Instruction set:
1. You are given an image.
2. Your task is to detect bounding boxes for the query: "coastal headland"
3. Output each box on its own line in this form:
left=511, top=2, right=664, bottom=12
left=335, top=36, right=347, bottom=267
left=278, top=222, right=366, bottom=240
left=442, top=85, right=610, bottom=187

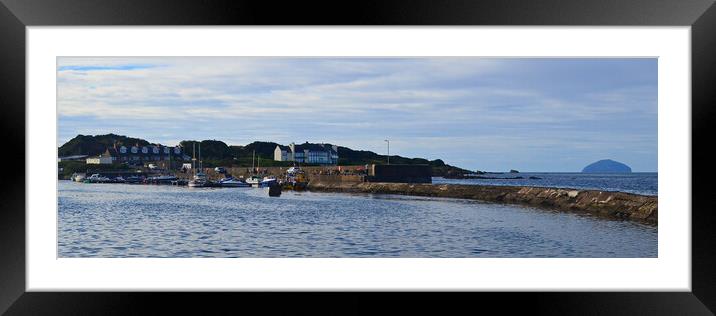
left=306, top=181, right=658, bottom=224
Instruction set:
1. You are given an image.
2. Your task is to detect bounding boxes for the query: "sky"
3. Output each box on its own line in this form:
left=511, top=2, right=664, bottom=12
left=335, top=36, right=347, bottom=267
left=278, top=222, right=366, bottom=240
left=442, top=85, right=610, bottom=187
left=57, top=57, right=657, bottom=172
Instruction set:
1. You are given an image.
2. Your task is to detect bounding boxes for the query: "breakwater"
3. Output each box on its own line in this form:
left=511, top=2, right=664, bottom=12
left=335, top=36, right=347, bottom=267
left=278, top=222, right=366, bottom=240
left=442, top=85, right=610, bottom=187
left=307, top=181, right=658, bottom=224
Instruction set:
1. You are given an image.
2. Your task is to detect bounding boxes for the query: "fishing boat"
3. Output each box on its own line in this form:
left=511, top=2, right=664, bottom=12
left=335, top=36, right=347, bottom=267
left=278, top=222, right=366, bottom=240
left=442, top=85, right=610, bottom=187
left=282, top=166, right=308, bottom=191
left=218, top=177, right=250, bottom=187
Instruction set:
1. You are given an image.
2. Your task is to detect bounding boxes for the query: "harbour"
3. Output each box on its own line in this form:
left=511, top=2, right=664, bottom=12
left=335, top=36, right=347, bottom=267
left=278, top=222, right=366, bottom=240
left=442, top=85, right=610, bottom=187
left=53, top=58, right=660, bottom=259
left=58, top=180, right=658, bottom=258
left=67, top=165, right=658, bottom=224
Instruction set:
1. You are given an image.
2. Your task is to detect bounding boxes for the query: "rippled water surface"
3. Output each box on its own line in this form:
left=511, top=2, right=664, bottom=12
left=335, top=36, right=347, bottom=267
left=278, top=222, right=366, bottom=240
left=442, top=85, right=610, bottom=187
left=58, top=181, right=657, bottom=258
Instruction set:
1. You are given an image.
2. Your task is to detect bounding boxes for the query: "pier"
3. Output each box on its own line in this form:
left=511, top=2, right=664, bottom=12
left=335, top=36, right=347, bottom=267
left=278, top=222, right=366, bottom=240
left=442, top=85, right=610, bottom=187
left=306, top=181, right=658, bottom=224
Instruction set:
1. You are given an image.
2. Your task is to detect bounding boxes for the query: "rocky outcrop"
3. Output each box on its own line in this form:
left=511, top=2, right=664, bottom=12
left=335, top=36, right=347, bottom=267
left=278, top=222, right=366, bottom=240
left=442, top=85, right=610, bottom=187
left=307, top=182, right=657, bottom=224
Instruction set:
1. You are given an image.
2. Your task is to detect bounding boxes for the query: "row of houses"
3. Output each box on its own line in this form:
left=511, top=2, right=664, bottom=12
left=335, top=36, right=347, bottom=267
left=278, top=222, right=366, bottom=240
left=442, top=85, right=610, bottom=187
left=274, top=142, right=339, bottom=165
left=80, top=142, right=340, bottom=166
left=85, top=144, right=189, bottom=165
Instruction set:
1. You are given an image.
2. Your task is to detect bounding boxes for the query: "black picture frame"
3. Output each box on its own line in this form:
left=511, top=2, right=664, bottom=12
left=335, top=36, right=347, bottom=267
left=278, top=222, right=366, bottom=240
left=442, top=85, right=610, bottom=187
left=1, top=0, right=715, bottom=314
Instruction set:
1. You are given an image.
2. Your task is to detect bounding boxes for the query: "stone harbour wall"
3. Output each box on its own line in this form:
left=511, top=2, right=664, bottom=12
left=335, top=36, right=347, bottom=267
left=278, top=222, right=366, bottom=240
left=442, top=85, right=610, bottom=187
left=306, top=181, right=658, bottom=224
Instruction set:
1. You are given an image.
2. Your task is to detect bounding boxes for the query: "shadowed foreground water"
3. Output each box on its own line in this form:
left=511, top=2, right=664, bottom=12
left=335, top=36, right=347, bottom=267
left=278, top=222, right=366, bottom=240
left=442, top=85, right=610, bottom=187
left=58, top=181, right=657, bottom=258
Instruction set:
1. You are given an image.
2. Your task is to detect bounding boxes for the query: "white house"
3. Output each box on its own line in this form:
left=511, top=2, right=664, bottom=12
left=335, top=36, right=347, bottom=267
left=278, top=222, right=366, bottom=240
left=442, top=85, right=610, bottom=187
left=86, top=155, right=113, bottom=165
left=274, top=142, right=338, bottom=165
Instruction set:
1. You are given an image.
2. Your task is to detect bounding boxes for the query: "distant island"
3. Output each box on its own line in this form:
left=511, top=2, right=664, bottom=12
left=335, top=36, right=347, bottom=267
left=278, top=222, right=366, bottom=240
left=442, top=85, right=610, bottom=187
left=582, top=159, right=632, bottom=173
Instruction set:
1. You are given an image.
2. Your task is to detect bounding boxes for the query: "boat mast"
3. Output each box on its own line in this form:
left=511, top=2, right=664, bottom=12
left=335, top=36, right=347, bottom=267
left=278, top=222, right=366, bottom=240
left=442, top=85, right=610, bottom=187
left=252, top=150, right=256, bottom=175
left=192, top=143, right=196, bottom=175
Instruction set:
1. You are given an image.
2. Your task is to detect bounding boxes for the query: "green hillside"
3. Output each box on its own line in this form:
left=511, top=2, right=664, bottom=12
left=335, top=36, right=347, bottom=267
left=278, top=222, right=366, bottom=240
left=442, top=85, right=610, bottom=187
left=58, top=134, right=474, bottom=176
left=58, top=133, right=151, bottom=157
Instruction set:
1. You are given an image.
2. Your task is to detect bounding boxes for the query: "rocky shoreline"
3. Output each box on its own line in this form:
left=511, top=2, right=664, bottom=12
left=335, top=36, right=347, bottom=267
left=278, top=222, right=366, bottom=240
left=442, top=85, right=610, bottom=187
left=306, top=182, right=658, bottom=224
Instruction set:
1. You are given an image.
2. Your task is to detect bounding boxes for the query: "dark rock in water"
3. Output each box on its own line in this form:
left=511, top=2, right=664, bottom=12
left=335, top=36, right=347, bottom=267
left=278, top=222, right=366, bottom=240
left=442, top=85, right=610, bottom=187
left=509, top=169, right=519, bottom=173
left=268, top=183, right=282, bottom=197
left=582, top=159, right=632, bottom=173
left=529, top=176, right=542, bottom=180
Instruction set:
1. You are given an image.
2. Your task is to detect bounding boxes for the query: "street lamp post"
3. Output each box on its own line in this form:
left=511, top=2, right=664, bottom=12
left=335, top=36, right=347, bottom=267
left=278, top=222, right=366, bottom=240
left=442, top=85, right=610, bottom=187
left=384, top=139, right=390, bottom=165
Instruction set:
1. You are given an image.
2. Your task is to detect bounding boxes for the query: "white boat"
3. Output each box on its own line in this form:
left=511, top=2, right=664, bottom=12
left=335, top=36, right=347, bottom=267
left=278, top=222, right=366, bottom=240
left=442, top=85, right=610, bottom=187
left=188, top=172, right=207, bottom=187
left=71, top=173, right=86, bottom=182
left=218, top=177, right=250, bottom=187
left=188, top=179, right=206, bottom=187
left=259, top=176, right=277, bottom=187
left=245, top=150, right=265, bottom=187
left=147, top=174, right=178, bottom=181
left=86, top=173, right=110, bottom=183
left=245, top=175, right=262, bottom=186
left=188, top=143, right=206, bottom=188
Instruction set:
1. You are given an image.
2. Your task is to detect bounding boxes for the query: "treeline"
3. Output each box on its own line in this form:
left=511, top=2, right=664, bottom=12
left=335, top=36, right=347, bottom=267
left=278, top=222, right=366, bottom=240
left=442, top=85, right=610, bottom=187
left=58, top=134, right=474, bottom=176
left=58, top=133, right=150, bottom=157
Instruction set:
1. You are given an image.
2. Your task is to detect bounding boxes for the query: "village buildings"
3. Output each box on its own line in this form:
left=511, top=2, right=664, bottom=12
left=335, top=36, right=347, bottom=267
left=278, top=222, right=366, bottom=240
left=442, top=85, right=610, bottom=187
left=274, top=142, right=339, bottom=165
left=85, top=144, right=188, bottom=165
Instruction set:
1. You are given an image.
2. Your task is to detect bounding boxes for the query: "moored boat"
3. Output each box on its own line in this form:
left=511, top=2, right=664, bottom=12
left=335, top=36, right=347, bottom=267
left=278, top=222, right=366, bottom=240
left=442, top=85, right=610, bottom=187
left=188, top=172, right=207, bottom=187
left=245, top=175, right=262, bottom=186
left=125, top=175, right=144, bottom=183
left=218, top=177, right=250, bottom=187
left=282, top=167, right=308, bottom=191
left=85, top=173, right=110, bottom=183
left=146, top=174, right=178, bottom=184
left=259, top=176, right=277, bottom=187
left=187, top=142, right=206, bottom=188
left=71, top=173, right=86, bottom=182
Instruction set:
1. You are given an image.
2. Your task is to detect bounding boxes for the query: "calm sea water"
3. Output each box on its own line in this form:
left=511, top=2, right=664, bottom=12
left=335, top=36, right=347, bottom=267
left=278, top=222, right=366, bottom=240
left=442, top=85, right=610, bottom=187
left=433, top=173, right=657, bottom=196
left=58, top=181, right=657, bottom=258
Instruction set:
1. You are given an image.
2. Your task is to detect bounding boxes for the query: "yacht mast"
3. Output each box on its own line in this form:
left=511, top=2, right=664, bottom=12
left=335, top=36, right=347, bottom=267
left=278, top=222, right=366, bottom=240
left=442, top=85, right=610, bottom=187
left=192, top=143, right=196, bottom=175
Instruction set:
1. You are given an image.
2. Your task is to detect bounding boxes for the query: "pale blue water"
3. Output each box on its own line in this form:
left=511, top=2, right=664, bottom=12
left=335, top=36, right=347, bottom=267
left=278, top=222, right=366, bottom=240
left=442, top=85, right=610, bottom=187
left=58, top=181, right=657, bottom=258
left=433, top=173, right=657, bottom=196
